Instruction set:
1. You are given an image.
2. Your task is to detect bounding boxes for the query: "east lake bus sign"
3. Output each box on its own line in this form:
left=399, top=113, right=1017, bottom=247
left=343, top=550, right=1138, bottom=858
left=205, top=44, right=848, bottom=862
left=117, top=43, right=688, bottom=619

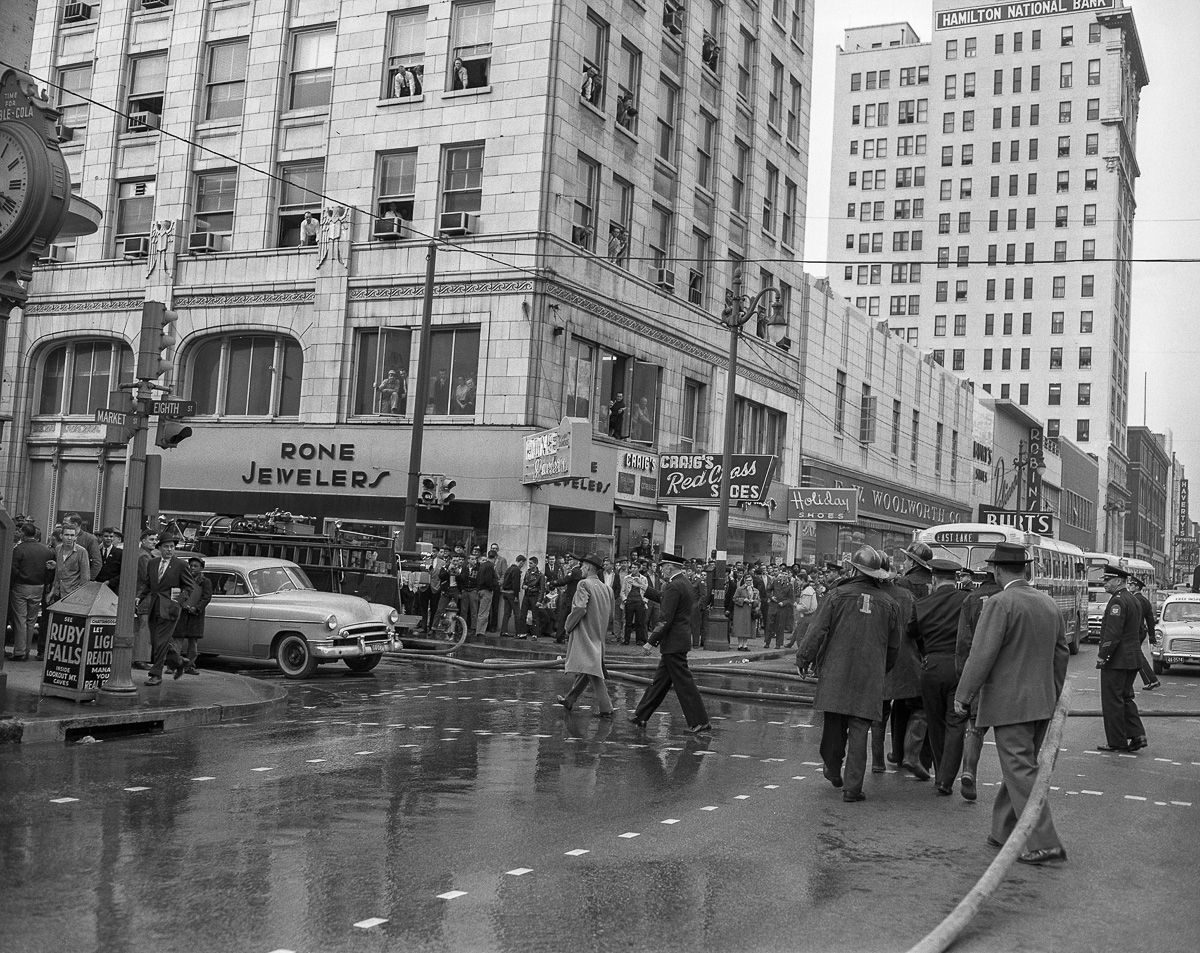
left=657, top=454, right=776, bottom=504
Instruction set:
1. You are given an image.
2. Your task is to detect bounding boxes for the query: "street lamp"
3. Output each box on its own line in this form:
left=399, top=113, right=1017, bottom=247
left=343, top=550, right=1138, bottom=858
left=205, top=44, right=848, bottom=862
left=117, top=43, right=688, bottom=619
left=714, top=278, right=784, bottom=594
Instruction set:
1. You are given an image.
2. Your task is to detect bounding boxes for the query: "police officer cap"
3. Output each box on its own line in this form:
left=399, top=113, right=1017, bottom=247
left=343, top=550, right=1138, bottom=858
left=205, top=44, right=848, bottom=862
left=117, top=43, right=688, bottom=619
left=659, top=551, right=686, bottom=565
left=928, top=557, right=964, bottom=575
left=1129, top=576, right=1146, bottom=589
left=1101, top=561, right=1130, bottom=579
left=824, top=561, right=843, bottom=572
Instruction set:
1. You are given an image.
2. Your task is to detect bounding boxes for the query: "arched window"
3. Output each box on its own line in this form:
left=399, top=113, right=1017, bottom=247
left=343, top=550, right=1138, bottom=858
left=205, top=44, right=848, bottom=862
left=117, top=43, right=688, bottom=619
left=37, top=339, right=134, bottom=416
left=188, top=334, right=302, bottom=416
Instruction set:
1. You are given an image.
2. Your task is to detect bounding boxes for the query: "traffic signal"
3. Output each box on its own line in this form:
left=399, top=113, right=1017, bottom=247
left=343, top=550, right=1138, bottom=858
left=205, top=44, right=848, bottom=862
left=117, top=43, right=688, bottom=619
left=436, top=477, right=456, bottom=507
left=136, top=300, right=178, bottom=381
left=419, top=476, right=438, bottom=507
left=155, top=418, right=193, bottom=449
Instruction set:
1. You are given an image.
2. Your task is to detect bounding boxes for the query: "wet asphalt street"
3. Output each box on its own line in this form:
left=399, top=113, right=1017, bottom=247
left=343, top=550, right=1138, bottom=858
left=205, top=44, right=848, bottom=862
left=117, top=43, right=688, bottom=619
left=1, top=646, right=1198, bottom=953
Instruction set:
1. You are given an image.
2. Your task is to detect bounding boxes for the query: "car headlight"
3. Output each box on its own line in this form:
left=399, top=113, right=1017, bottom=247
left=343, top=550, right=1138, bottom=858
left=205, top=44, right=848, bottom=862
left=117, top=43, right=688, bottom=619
left=387, top=609, right=400, bottom=625
left=325, top=614, right=339, bottom=631
left=1154, top=628, right=1164, bottom=645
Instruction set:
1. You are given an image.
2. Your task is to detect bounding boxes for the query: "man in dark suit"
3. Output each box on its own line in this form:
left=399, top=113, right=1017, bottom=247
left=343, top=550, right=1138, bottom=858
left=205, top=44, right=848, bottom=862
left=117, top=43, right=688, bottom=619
left=629, top=552, right=710, bottom=732
left=136, top=532, right=198, bottom=685
left=955, top=567, right=1004, bottom=801
left=1128, top=577, right=1161, bottom=691
left=954, top=543, right=1069, bottom=865
left=95, top=526, right=123, bottom=591
left=1095, top=562, right=1148, bottom=752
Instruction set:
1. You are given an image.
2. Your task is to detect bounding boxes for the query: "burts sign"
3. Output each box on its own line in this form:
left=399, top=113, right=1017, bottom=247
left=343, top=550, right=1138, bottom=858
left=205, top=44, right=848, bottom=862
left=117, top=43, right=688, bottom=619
left=657, top=454, right=776, bottom=504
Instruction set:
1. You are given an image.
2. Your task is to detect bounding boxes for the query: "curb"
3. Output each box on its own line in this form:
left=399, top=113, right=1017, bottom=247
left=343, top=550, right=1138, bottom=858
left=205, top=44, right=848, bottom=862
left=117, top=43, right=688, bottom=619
left=0, top=677, right=289, bottom=746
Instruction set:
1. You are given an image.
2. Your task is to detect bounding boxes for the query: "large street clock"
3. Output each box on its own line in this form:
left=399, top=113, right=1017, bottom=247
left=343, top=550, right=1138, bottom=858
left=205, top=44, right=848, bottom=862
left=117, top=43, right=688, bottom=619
left=0, top=68, right=76, bottom=303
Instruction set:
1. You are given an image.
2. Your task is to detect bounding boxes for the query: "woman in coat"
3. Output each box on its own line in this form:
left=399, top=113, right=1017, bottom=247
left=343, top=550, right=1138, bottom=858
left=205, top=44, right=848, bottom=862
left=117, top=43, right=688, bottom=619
left=731, top=571, right=758, bottom=652
left=178, top=556, right=213, bottom=674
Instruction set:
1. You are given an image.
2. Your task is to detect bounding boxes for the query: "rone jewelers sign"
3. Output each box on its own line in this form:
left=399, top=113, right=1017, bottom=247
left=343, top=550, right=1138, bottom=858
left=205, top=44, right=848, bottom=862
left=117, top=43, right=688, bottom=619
left=522, top=417, right=592, bottom=485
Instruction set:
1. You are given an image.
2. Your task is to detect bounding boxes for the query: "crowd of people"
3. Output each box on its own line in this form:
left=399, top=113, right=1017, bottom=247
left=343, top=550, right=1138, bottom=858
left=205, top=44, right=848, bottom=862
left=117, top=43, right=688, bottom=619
left=6, top=514, right=211, bottom=686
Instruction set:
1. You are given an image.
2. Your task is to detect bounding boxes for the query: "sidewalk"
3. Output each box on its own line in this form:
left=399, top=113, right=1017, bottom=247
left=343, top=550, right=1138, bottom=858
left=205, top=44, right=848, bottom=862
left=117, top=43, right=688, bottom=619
left=0, top=658, right=288, bottom=746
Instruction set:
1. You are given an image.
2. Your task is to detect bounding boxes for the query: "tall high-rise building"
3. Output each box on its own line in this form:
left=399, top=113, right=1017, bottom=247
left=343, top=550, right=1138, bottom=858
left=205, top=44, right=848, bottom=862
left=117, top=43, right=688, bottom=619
left=826, top=0, right=1147, bottom=546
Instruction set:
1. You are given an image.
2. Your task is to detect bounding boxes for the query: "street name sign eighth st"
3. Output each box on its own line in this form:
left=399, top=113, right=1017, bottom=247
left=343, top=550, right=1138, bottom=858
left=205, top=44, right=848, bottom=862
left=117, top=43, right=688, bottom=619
left=140, top=398, right=197, bottom=417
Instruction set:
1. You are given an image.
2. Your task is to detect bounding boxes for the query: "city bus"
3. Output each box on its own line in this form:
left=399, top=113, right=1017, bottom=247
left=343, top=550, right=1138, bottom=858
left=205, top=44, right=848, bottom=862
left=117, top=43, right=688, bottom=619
left=1082, top=552, right=1157, bottom=641
left=914, top=523, right=1086, bottom=654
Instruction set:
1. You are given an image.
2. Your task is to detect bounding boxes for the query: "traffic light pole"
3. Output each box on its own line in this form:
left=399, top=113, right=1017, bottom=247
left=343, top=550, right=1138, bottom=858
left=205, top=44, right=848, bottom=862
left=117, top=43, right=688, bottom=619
left=402, top=241, right=438, bottom=551
left=98, top=382, right=150, bottom=705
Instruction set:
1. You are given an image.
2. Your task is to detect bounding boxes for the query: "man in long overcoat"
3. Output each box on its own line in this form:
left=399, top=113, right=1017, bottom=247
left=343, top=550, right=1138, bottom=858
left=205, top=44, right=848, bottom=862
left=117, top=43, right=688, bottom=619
left=556, top=553, right=614, bottom=716
left=799, top=546, right=902, bottom=802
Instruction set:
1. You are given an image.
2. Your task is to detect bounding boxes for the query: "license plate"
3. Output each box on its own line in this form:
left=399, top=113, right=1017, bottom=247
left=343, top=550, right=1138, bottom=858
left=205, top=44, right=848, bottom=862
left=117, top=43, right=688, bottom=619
left=363, top=642, right=384, bottom=654
left=1165, top=656, right=1189, bottom=663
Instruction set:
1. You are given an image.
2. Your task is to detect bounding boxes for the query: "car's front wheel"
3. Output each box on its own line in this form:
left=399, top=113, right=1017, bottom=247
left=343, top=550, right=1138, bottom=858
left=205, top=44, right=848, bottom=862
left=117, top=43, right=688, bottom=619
left=344, top=655, right=383, bottom=674
left=276, top=633, right=318, bottom=678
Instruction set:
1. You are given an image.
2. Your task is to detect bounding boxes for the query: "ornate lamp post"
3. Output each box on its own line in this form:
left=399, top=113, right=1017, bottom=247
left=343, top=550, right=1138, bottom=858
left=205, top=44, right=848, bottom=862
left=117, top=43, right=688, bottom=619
left=714, top=278, right=783, bottom=592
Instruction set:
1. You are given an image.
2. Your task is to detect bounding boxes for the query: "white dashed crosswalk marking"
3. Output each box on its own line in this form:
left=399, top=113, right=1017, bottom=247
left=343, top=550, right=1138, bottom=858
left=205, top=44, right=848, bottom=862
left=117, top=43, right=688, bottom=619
left=353, top=918, right=388, bottom=929
left=619, top=832, right=640, bottom=839
left=49, top=797, right=78, bottom=804
left=191, top=776, right=216, bottom=781
left=437, top=891, right=467, bottom=900
left=506, top=868, right=533, bottom=876
left=661, top=819, right=680, bottom=825
left=124, top=786, right=150, bottom=792
left=564, top=849, right=590, bottom=856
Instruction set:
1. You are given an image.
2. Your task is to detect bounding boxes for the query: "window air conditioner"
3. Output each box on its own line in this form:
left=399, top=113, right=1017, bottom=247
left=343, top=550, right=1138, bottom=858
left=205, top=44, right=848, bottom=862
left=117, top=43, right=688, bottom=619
left=37, top=245, right=65, bottom=265
left=141, top=0, right=170, bottom=8
left=188, top=231, right=221, bottom=253
left=122, top=236, right=151, bottom=259
left=373, top=218, right=407, bottom=240
left=438, top=211, right=472, bottom=237
left=128, top=111, right=161, bottom=132
left=63, top=3, right=91, bottom=23
left=655, top=268, right=676, bottom=292
left=55, top=122, right=74, bottom=143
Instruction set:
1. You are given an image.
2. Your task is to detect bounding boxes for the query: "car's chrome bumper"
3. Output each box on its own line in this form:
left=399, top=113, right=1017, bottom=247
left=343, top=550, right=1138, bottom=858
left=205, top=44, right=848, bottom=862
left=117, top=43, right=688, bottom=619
left=311, top=634, right=403, bottom=659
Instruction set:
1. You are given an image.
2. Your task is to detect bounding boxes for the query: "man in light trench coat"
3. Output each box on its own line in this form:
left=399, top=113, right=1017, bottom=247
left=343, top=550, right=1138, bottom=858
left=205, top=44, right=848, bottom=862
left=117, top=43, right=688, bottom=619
left=555, top=552, right=615, bottom=717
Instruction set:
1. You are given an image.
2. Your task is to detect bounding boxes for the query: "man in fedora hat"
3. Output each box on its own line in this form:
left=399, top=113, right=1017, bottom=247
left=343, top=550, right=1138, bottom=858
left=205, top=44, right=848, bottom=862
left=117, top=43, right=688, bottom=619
left=1095, top=561, right=1148, bottom=752
left=136, top=532, right=198, bottom=685
left=954, top=542, right=1069, bottom=864
left=799, top=545, right=903, bottom=802
left=555, top=552, right=615, bottom=717
left=629, top=551, right=711, bottom=732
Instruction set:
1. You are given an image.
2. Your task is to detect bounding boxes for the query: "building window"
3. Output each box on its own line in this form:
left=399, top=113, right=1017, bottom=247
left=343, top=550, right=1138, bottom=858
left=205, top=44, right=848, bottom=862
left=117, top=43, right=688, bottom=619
left=384, top=9, right=426, bottom=99
left=289, top=29, right=335, bottom=109
left=696, top=111, right=716, bottom=192
left=277, top=160, right=323, bottom=246
left=1059, top=101, right=1072, bottom=123
left=610, top=174, right=634, bottom=265
left=126, top=53, right=166, bottom=130
left=689, top=230, right=710, bottom=306
left=1051, top=311, right=1064, bottom=334
left=952, top=350, right=965, bottom=371
left=1048, top=383, right=1061, bottom=405
left=37, top=339, right=134, bottom=417
left=1086, top=132, right=1099, bottom=155
left=834, top=371, right=847, bottom=434
left=768, top=57, right=784, bottom=128
left=376, top=150, right=417, bottom=233
left=1079, top=346, right=1092, bottom=368
left=1077, top=419, right=1090, bottom=442
left=353, top=328, right=412, bottom=415
left=782, top=179, right=798, bottom=247
left=1050, top=347, right=1062, bottom=369
left=983, top=349, right=993, bottom=370
left=190, top=334, right=303, bottom=417
left=616, top=40, right=641, bottom=132
left=1081, top=275, right=1095, bottom=297
left=1061, top=25, right=1073, bottom=47
left=1083, top=204, right=1097, bottom=226
left=57, top=64, right=93, bottom=138
left=732, top=140, right=749, bottom=216
left=581, top=11, right=609, bottom=109
left=427, top=327, right=482, bottom=415
left=193, top=171, right=236, bottom=249
left=203, top=40, right=249, bottom=122
left=657, top=76, right=679, bottom=162
left=737, top=28, right=756, bottom=103
left=859, top=384, right=877, bottom=444
left=1060, top=61, right=1072, bottom=89
left=115, top=179, right=155, bottom=249
left=1047, top=418, right=1060, bottom=438
left=649, top=203, right=673, bottom=270
left=787, top=77, right=802, bottom=144
left=1080, top=311, right=1093, bottom=333
left=441, top=143, right=485, bottom=216
left=449, top=0, right=494, bottom=90
left=762, top=164, right=778, bottom=234
left=734, top=397, right=786, bottom=457
left=573, top=153, right=600, bottom=251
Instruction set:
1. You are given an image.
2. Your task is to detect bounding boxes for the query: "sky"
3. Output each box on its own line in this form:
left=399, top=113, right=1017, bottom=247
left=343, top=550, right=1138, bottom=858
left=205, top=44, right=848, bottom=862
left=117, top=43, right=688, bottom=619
left=802, top=0, right=1200, bottom=504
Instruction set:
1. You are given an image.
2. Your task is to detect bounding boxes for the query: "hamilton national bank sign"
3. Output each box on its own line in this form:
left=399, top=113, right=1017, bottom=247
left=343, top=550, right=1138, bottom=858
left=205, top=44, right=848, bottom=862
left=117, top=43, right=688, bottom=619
left=936, top=0, right=1114, bottom=30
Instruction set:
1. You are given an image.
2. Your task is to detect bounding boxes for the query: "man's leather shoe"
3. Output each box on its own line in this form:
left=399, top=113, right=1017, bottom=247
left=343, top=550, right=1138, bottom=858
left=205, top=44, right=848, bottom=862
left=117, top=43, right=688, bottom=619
left=986, top=836, right=1004, bottom=849
left=173, top=661, right=186, bottom=680
left=1127, top=735, right=1148, bottom=751
left=871, top=764, right=887, bottom=774
left=145, top=675, right=162, bottom=686
left=935, top=784, right=953, bottom=796
left=555, top=694, right=573, bottom=712
left=627, top=715, right=647, bottom=728
left=1017, top=846, right=1067, bottom=865
left=822, top=764, right=844, bottom=788
left=689, top=723, right=713, bottom=733
left=842, top=791, right=866, bottom=802
left=1143, top=679, right=1161, bottom=691
left=1095, top=743, right=1129, bottom=752
left=960, top=775, right=978, bottom=801
left=902, top=760, right=931, bottom=781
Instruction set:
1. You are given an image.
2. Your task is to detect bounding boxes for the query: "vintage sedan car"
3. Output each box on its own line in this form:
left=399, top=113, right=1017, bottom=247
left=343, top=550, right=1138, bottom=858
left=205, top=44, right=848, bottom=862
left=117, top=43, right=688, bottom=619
left=1151, top=592, right=1200, bottom=675
left=196, top=556, right=402, bottom=678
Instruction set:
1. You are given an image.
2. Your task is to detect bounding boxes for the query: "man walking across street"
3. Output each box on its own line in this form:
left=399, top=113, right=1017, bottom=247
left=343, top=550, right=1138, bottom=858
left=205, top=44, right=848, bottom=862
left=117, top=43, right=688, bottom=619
left=955, top=566, right=1004, bottom=801
left=1095, top=561, right=1148, bottom=752
left=9, top=523, right=53, bottom=661
left=911, top=557, right=971, bottom=796
left=630, top=552, right=711, bottom=733
left=136, top=533, right=197, bottom=686
left=1128, top=577, right=1161, bottom=691
left=556, top=552, right=615, bottom=717
left=954, top=542, right=1069, bottom=865
left=799, top=546, right=902, bottom=803
left=49, top=523, right=91, bottom=602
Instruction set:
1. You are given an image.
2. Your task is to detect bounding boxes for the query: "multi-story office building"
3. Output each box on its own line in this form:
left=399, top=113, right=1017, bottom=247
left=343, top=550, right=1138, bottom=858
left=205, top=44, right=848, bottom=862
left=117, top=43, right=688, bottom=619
left=3, top=0, right=818, bottom=563
left=826, top=0, right=1148, bottom=547
left=1125, top=425, right=1170, bottom=577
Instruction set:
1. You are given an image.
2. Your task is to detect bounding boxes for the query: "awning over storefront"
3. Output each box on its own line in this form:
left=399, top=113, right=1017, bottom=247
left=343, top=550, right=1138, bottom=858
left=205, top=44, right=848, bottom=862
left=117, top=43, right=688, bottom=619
left=615, top=503, right=668, bottom=522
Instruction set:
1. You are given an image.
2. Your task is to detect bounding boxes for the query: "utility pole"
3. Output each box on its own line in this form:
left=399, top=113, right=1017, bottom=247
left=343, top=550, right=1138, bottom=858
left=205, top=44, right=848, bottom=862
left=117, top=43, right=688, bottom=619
left=402, top=242, right=437, bottom=551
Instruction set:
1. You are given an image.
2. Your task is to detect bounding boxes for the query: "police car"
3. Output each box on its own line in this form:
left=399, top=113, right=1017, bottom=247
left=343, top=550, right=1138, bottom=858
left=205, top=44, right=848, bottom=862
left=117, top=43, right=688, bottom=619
left=1151, top=592, right=1200, bottom=675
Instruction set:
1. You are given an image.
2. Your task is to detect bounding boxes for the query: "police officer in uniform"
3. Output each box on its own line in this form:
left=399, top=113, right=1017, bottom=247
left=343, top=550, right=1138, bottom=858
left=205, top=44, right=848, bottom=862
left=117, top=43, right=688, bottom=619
left=955, top=566, right=1003, bottom=801
left=1096, top=561, right=1148, bottom=752
left=910, top=557, right=971, bottom=796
